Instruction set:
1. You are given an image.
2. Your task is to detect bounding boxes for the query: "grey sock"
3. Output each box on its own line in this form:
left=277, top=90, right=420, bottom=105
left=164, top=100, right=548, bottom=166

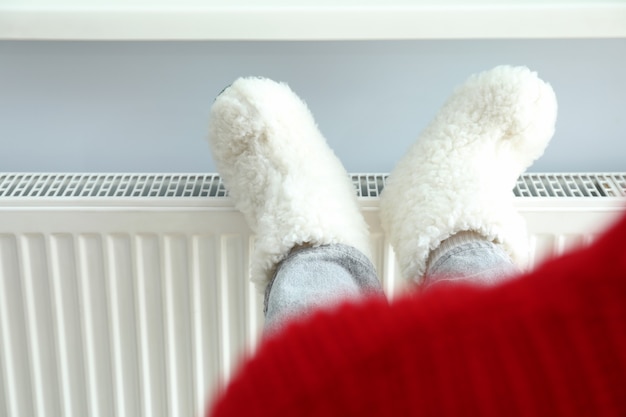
left=423, top=231, right=520, bottom=289
left=264, top=244, right=384, bottom=333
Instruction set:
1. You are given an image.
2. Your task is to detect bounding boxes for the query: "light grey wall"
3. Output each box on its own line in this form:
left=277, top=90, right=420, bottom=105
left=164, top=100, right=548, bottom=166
left=1, top=39, right=624, bottom=174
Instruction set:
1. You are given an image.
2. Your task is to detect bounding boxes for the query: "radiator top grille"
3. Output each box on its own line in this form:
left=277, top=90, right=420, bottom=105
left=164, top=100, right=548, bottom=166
left=0, top=173, right=625, bottom=198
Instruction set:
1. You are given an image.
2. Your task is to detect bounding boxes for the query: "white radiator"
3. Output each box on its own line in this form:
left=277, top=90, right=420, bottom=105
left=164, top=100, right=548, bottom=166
left=0, top=172, right=624, bottom=417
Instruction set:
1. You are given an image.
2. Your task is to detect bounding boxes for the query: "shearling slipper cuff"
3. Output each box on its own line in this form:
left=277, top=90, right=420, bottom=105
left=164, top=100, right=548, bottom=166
left=380, top=65, right=558, bottom=283
left=208, top=77, right=372, bottom=291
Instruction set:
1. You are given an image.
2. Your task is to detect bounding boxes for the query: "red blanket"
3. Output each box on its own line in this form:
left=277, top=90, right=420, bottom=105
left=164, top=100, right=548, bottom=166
left=210, top=212, right=626, bottom=417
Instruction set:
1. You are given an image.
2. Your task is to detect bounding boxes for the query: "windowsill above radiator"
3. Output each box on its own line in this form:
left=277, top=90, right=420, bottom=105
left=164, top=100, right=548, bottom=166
left=2, top=1, right=626, bottom=40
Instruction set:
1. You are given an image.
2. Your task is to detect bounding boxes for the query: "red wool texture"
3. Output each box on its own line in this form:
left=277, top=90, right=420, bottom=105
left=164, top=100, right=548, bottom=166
left=209, top=213, right=626, bottom=417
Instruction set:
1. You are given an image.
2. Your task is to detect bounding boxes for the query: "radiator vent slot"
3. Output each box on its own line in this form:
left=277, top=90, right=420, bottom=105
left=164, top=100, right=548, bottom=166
left=1, top=173, right=625, bottom=199
left=0, top=173, right=227, bottom=198
left=513, top=173, right=626, bottom=198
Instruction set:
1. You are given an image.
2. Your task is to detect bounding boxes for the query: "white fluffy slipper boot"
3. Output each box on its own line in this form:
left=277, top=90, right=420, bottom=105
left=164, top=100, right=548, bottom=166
left=208, top=77, right=372, bottom=291
left=380, top=65, right=558, bottom=283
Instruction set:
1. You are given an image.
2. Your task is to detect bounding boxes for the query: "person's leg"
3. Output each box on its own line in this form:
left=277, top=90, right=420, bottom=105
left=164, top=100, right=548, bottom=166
left=208, top=78, right=383, bottom=332
left=264, top=244, right=382, bottom=332
left=422, top=232, right=520, bottom=289
left=380, top=65, right=558, bottom=287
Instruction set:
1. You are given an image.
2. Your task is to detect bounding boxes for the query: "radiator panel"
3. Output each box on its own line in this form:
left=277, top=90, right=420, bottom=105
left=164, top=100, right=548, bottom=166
left=0, top=211, right=263, bottom=417
left=0, top=173, right=624, bottom=417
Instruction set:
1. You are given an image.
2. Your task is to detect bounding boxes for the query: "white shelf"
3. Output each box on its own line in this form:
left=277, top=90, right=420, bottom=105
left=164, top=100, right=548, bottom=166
left=1, top=0, right=626, bottom=40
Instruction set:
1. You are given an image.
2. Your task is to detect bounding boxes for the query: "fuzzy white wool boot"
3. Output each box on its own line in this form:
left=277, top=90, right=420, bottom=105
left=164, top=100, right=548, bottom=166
left=208, top=77, right=372, bottom=291
left=380, top=65, right=558, bottom=283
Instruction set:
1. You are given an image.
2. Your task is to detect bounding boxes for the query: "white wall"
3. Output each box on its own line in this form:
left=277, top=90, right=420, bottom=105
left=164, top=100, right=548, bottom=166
left=1, top=39, right=624, bottom=174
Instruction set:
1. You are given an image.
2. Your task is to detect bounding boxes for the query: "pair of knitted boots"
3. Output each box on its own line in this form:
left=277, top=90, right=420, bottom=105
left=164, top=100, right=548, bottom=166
left=208, top=66, right=558, bottom=291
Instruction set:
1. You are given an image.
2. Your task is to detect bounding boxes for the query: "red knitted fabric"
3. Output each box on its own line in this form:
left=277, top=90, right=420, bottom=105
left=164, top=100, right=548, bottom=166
left=209, top=213, right=626, bottom=417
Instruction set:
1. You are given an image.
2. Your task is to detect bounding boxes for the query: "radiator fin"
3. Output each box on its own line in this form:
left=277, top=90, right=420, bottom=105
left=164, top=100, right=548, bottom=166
left=108, top=234, right=141, bottom=417
left=0, top=234, right=35, bottom=417
left=135, top=234, right=167, bottom=417
left=162, top=234, right=194, bottom=417
left=190, top=235, right=221, bottom=417
left=78, top=234, right=115, bottom=417
left=22, top=234, right=62, bottom=417
left=49, top=234, right=87, bottom=417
